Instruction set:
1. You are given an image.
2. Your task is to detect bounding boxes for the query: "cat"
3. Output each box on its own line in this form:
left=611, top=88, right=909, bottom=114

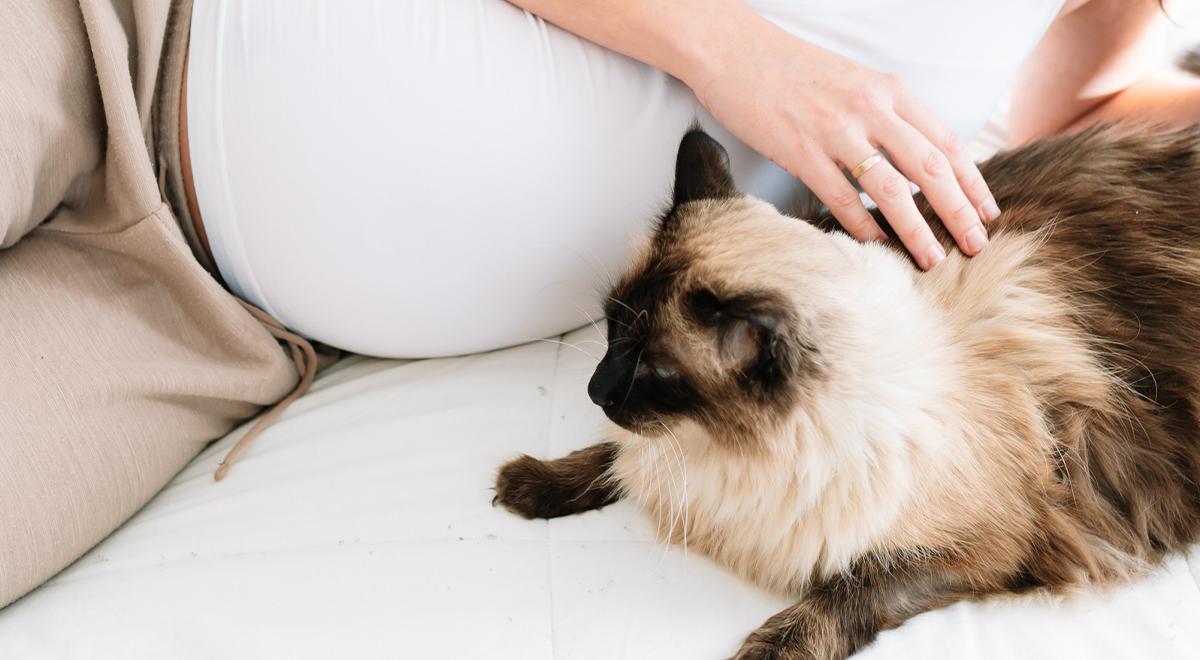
left=493, top=124, right=1200, bottom=659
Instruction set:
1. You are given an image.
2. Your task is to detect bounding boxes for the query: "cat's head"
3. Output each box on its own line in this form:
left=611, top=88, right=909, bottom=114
left=589, top=129, right=918, bottom=446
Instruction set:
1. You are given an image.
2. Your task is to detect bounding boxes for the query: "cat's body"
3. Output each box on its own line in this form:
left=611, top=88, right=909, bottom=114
left=494, top=125, right=1200, bottom=658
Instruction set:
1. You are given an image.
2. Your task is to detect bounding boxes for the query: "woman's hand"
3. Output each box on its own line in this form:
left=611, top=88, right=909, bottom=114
left=683, top=16, right=999, bottom=270
left=504, top=0, right=998, bottom=269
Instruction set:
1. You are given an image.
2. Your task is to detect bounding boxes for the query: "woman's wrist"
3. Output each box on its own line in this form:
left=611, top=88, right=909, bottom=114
left=502, top=1, right=805, bottom=114
left=669, top=3, right=797, bottom=102
left=509, top=0, right=996, bottom=267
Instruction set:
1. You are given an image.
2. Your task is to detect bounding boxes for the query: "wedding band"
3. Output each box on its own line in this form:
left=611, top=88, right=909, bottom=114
left=851, top=151, right=885, bottom=179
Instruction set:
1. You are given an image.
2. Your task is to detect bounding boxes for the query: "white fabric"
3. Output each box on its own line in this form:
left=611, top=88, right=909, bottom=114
left=186, top=0, right=1063, bottom=358
left=1, top=323, right=1198, bottom=659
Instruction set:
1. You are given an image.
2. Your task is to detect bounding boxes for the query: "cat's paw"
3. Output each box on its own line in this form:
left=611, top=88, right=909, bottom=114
left=730, top=639, right=802, bottom=660
left=730, top=611, right=835, bottom=660
left=492, top=455, right=562, bottom=519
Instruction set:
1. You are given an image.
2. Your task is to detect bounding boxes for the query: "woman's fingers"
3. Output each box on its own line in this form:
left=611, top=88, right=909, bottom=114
left=896, top=94, right=1001, bottom=223
left=878, top=120, right=989, bottom=256
left=798, top=156, right=887, bottom=243
left=850, top=150, right=946, bottom=270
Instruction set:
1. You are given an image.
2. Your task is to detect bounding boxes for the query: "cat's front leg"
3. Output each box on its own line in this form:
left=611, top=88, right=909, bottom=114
left=493, top=442, right=622, bottom=519
left=732, top=554, right=968, bottom=660
left=732, top=598, right=857, bottom=660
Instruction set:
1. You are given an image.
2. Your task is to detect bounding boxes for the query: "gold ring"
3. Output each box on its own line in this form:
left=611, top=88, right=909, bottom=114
left=851, top=151, right=885, bottom=179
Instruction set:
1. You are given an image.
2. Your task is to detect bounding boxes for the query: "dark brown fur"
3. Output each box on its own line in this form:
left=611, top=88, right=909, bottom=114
left=493, top=442, right=621, bottom=519
left=924, top=124, right=1200, bottom=569
left=496, top=125, right=1200, bottom=659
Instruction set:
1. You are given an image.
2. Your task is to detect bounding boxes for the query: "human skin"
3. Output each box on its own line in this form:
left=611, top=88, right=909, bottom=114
left=1010, top=0, right=1197, bottom=140
left=507, top=0, right=1197, bottom=269
left=506, top=0, right=998, bottom=270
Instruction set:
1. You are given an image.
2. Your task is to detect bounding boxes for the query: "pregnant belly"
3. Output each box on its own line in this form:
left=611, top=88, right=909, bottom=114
left=183, top=0, right=797, bottom=357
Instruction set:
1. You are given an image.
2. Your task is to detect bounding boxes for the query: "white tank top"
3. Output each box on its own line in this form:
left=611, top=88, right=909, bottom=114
left=187, top=0, right=1064, bottom=358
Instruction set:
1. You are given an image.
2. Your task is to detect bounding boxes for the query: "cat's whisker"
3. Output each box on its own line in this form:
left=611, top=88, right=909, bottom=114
left=572, top=302, right=607, bottom=338
left=606, top=336, right=636, bottom=349
left=604, top=315, right=633, bottom=332
left=634, top=308, right=649, bottom=328
left=495, top=126, right=1200, bottom=657
left=656, top=430, right=683, bottom=546
left=635, top=440, right=652, bottom=509
left=571, top=339, right=610, bottom=350
left=572, top=246, right=619, bottom=294
left=638, top=424, right=689, bottom=568
left=607, top=297, right=650, bottom=330
left=606, top=296, right=639, bottom=317
left=618, top=347, right=646, bottom=409
left=646, top=441, right=671, bottom=554
left=659, top=421, right=690, bottom=565
left=534, top=338, right=601, bottom=363
left=652, top=440, right=679, bottom=560
left=641, top=437, right=681, bottom=566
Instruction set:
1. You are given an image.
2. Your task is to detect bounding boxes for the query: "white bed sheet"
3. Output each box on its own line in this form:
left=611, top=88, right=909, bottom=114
left=1, top=324, right=1198, bottom=659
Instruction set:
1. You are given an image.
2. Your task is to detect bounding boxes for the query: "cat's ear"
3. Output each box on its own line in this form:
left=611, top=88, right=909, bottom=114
left=689, top=289, right=782, bottom=374
left=721, top=313, right=780, bottom=374
left=672, top=128, right=737, bottom=207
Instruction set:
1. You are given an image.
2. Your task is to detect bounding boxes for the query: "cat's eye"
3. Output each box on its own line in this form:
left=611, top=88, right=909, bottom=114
left=688, top=288, right=724, bottom=323
left=637, top=362, right=678, bottom=380
left=638, top=364, right=676, bottom=379
left=653, top=365, right=678, bottom=379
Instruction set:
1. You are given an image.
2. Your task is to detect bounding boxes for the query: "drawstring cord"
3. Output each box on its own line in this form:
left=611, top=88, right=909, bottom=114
left=213, top=300, right=318, bottom=481
left=171, top=31, right=317, bottom=480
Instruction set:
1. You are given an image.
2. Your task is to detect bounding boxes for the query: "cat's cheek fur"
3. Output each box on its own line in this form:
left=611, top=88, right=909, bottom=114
left=606, top=251, right=970, bottom=593
left=558, top=126, right=1200, bottom=657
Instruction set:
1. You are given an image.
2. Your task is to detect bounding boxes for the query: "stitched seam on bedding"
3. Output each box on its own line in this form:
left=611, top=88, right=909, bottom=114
left=545, top=334, right=565, bottom=659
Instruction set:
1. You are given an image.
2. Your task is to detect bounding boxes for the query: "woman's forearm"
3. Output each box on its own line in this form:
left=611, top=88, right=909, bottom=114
left=1067, top=69, right=1200, bottom=132
left=503, top=0, right=774, bottom=90
left=1007, top=0, right=1167, bottom=144
left=508, top=0, right=1000, bottom=267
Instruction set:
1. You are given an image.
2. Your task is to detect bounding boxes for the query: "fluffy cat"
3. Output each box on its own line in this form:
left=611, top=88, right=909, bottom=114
left=493, top=125, right=1200, bottom=659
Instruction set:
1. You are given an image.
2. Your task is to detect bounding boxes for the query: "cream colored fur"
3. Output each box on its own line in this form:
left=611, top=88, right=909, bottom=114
left=607, top=198, right=1133, bottom=595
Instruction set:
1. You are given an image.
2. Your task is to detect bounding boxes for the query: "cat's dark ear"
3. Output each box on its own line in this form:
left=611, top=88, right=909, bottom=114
left=721, top=313, right=780, bottom=375
left=688, top=289, right=784, bottom=376
left=672, top=128, right=736, bottom=207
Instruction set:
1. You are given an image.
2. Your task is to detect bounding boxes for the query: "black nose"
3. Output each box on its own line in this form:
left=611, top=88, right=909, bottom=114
left=588, top=368, right=615, bottom=407
left=588, top=354, right=629, bottom=408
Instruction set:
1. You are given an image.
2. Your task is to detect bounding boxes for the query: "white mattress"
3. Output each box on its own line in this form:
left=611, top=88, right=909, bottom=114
left=1, top=324, right=1199, bottom=659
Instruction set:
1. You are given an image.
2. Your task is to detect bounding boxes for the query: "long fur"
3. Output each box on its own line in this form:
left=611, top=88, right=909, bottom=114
left=495, top=125, right=1200, bottom=658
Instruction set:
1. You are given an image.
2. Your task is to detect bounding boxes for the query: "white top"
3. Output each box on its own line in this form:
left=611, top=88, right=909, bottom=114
left=187, top=0, right=1064, bottom=358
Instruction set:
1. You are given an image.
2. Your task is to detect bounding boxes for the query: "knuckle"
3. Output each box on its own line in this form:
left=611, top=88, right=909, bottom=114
left=851, top=87, right=887, bottom=115
left=942, top=130, right=967, bottom=156
left=823, top=114, right=855, bottom=137
left=923, top=150, right=950, bottom=178
left=903, top=222, right=930, bottom=246
left=792, top=135, right=821, bottom=161
left=828, top=186, right=862, bottom=210
left=950, top=202, right=977, bottom=226
left=846, top=216, right=877, bottom=237
left=969, top=176, right=991, bottom=199
left=956, top=172, right=989, bottom=199
left=881, top=73, right=905, bottom=95
left=876, top=174, right=910, bottom=200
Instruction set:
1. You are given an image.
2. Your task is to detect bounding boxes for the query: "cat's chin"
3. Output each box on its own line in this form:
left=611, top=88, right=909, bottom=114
left=600, top=411, right=671, bottom=438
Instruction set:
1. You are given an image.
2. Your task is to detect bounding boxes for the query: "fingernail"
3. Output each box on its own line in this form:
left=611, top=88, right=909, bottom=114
left=922, top=241, right=946, bottom=269
left=981, top=197, right=1001, bottom=222
left=963, top=225, right=988, bottom=255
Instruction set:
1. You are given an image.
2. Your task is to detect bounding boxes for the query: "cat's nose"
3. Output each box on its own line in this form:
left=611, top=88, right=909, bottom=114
left=588, top=370, right=615, bottom=408
left=588, top=356, right=624, bottom=408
